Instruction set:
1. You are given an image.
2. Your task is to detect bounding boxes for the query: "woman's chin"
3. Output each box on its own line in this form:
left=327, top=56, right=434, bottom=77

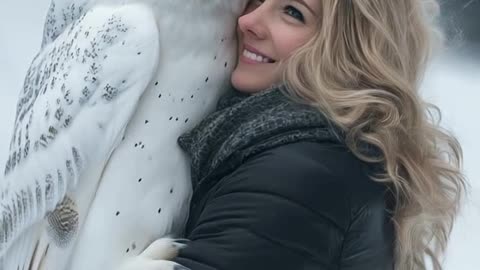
left=231, top=71, right=275, bottom=94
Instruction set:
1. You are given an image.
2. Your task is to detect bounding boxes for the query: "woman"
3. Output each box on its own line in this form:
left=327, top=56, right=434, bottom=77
left=170, top=0, right=466, bottom=269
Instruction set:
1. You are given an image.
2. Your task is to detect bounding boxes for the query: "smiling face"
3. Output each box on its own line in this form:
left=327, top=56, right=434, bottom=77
left=231, top=0, right=321, bottom=93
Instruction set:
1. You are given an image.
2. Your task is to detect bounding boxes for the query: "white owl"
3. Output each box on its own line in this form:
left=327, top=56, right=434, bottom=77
left=0, top=0, right=248, bottom=269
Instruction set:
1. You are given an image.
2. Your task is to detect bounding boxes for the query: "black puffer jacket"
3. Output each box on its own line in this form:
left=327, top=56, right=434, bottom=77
left=173, top=87, right=395, bottom=269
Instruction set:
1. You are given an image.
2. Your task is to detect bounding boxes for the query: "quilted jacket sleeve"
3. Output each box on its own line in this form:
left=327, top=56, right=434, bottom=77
left=173, top=142, right=394, bottom=270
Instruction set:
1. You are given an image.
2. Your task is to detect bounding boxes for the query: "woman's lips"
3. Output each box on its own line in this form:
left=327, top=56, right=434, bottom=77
left=240, top=44, right=276, bottom=64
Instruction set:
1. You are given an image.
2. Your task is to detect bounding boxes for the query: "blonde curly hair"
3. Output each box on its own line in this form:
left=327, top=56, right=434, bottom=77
left=278, top=0, right=467, bottom=269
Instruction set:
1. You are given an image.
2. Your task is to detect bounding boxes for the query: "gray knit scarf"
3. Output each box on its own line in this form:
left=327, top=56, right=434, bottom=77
left=177, top=85, right=343, bottom=192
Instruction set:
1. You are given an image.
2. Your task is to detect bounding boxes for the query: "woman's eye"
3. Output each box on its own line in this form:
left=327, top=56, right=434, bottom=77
left=284, top=5, right=305, bottom=22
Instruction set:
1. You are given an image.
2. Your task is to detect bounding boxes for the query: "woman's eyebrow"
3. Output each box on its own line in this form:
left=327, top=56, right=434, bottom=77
left=295, top=0, right=318, bottom=16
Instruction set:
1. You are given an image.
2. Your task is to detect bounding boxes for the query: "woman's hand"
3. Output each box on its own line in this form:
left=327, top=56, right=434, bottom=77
left=117, top=238, right=190, bottom=270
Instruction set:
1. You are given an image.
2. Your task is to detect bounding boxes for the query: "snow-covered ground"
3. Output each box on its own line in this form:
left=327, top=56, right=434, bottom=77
left=0, top=1, right=478, bottom=269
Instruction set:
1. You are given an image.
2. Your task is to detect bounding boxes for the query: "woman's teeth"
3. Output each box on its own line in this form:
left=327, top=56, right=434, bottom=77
left=243, top=49, right=275, bottom=63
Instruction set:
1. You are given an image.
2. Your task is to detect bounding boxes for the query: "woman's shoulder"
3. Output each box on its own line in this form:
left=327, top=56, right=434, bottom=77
left=222, top=141, right=392, bottom=232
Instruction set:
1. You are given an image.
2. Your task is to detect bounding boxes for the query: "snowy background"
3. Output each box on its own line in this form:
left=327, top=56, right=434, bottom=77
left=0, top=0, right=478, bottom=269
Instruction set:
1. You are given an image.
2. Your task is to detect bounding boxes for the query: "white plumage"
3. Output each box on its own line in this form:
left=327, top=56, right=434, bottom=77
left=0, top=1, right=247, bottom=269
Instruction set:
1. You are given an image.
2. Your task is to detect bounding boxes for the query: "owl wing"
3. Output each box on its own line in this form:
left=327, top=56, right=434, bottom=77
left=0, top=3, right=160, bottom=258
left=41, top=0, right=92, bottom=48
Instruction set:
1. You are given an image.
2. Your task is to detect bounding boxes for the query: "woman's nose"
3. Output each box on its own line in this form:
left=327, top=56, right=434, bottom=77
left=238, top=4, right=269, bottom=40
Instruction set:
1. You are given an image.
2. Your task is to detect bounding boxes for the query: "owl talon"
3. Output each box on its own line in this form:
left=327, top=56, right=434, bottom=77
left=118, top=258, right=188, bottom=270
left=173, top=265, right=191, bottom=270
left=140, top=238, right=185, bottom=260
left=172, top=238, right=190, bottom=245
